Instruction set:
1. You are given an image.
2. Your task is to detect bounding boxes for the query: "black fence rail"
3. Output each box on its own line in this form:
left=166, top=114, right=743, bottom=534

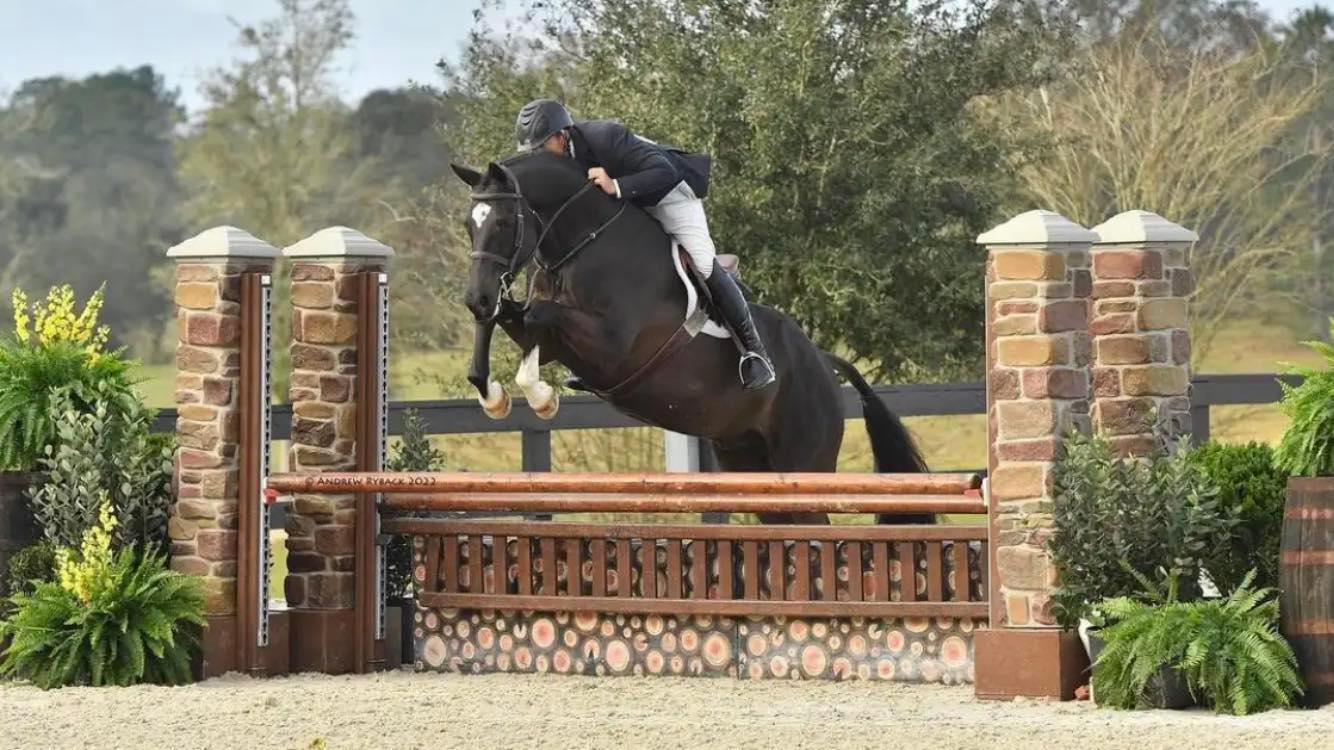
left=151, top=373, right=1296, bottom=532
left=153, top=373, right=1298, bottom=470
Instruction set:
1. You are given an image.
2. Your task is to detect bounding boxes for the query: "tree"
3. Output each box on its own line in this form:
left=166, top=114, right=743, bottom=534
left=0, top=67, right=185, bottom=359
left=1067, top=0, right=1272, bottom=49
left=353, top=87, right=451, bottom=192
left=177, top=0, right=371, bottom=246
left=441, top=0, right=1075, bottom=381
left=1277, top=6, right=1334, bottom=338
left=178, top=0, right=412, bottom=399
left=1000, top=28, right=1331, bottom=363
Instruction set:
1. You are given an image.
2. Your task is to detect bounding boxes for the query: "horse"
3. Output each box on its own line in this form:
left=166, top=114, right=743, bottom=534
left=451, top=149, right=930, bottom=523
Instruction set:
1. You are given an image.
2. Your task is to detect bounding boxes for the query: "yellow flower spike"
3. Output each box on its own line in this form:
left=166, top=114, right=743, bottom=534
left=55, top=494, right=118, bottom=604
left=16, top=284, right=110, bottom=351
left=11, top=288, right=31, bottom=344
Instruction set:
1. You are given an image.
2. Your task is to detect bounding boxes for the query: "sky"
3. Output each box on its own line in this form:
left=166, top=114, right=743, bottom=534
left=0, top=0, right=1324, bottom=113
left=0, top=0, right=491, bottom=112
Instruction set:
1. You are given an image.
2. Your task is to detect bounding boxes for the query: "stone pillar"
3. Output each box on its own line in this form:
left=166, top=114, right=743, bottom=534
left=973, top=210, right=1094, bottom=701
left=1089, top=211, right=1196, bottom=454
left=166, top=226, right=279, bottom=677
left=282, top=226, right=392, bottom=673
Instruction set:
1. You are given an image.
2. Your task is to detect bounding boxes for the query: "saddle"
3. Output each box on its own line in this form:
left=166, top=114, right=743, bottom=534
left=676, top=247, right=740, bottom=280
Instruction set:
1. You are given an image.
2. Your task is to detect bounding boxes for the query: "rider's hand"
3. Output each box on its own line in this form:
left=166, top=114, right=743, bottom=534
left=587, top=167, right=617, bottom=196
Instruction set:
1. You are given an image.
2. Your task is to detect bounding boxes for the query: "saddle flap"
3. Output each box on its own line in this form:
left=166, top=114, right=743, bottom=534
left=716, top=254, right=741, bottom=278
left=676, top=247, right=741, bottom=281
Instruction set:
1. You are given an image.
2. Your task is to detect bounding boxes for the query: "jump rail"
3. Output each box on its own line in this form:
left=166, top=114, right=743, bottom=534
left=264, top=471, right=983, bottom=497
left=380, top=492, right=986, bottom=515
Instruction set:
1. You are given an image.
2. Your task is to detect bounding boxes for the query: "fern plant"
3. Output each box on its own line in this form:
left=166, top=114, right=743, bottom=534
left=0, top=500, right=206, bottom=689
left=1275, top=317, right=1334, bottom=477
left=1092, top=569, right=1303, bottom=714
left=0, top=341, right=136, bottom=471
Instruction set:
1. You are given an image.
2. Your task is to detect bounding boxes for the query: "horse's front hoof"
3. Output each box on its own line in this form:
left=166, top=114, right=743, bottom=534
left=533, top=392, right=560, bottom=420
left=478, top=380, right=512, bottom=420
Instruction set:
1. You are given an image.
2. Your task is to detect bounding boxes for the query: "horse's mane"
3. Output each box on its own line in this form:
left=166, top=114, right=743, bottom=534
left=492, top=149, right=605, bottom=211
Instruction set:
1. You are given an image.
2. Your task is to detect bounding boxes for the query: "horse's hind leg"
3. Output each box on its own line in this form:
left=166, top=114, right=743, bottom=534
left=713, top=436, right=831, bottom=526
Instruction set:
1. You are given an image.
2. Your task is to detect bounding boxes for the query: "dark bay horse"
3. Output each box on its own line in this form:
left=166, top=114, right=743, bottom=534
left=451, top=150, right=928, bottom=523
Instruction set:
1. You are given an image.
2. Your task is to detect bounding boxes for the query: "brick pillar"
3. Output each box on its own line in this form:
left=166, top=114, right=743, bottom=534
left=974, top=210, right=1094, bottom=701
left=1089, top=211, right=1196, bottom=454
left=166, top=226, right=279, bottom=677
left=282, top=226, right=392, bottom=673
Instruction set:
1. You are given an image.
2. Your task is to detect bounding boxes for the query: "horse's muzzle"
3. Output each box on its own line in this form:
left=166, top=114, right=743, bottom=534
left=465, top=291, right=492, bottom=322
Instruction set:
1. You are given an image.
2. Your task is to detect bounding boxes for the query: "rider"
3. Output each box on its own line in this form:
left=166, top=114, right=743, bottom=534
left=514, top=98, right=776, bottom=391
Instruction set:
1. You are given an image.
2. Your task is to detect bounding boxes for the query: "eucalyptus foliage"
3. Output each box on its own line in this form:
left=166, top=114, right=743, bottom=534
left=1048, top=432, right=1235, bottom=627
left=27, top=394, right=174, bottom=553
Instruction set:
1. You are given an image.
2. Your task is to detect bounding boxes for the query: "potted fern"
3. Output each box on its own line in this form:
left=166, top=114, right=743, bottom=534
left=1, top=497, right=206, bottom=688
left=1092, top=569, right=1303, bottom=714
left=1274, top=317, right=1334, bottom=707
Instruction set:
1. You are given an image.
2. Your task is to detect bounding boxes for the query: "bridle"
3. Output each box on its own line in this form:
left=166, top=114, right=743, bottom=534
left=469, top=163, right=626, bottom=321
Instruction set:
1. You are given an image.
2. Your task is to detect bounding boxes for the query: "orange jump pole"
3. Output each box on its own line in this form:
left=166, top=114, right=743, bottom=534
left=264, top=471, right=982, bottom=497
left=379, top=492, right=987, bottom=515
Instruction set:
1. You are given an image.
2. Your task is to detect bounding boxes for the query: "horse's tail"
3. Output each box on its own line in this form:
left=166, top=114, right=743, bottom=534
left=823, top=351, right=927, bottom=474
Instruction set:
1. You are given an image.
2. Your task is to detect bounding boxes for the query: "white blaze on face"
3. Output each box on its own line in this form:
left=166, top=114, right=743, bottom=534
left=471, top=202, right=492, bottom=229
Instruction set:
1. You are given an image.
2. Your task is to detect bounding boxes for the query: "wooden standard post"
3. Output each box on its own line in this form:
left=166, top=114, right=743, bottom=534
left=166, top=227, right=287, bottom=678
left=974, top=210, right=1094, bottom=701
left=281, top=227, right=392, bottom=675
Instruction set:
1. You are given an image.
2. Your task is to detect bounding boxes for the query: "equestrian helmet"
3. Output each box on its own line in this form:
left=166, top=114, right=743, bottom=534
left=515, top=98, right=574, bottom=151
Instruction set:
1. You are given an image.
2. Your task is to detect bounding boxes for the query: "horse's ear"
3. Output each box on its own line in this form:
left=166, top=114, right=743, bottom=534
left=450, top=163, right=483, bottom=187
left=486, top=162, right=508, bottom=184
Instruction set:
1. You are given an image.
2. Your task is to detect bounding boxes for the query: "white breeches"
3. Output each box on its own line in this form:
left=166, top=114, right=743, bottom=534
left=645, top=181, right=717, bottom=276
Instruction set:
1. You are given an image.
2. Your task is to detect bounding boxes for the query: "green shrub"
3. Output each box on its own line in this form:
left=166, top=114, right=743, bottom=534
left=6, top=541, right=56, bottom=598
left=1049, top=431, right=1235, bottom=628
left=1092, top=570, right=1303, bottom=714
left=1275, top=318, right=1334, bottom=477
left=27, top=394, right=174, bottom=553
left=384, top=409, right=444, bottom=599
left=1186, top=442, right=1286, bottom=594
left=0, top=342, right=136, bottom=470
left=0, top=500, right=205, bottom=689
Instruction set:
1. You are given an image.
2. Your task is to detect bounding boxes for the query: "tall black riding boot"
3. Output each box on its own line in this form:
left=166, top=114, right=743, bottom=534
left=704, top=264, right=776, bottom=390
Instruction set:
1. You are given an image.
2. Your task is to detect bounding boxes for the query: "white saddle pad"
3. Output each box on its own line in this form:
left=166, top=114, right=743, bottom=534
left=670, top=242, right=731, bottom=340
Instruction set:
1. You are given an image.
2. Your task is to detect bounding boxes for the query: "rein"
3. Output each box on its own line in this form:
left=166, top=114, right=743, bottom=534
left=468, top=162, right=696, bottom=401
left=470, top=174, right=626, bottom=315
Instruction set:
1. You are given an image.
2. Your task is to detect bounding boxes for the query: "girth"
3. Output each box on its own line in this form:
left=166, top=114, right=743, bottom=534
left=586, top=307, right=710, bottom=400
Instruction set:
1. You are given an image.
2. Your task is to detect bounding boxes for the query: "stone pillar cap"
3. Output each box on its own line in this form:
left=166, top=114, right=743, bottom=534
left=1092, top=210, right=1199, bottom=244
left=977, top=210, right=1096, bottom=246
left=166, top=226, right=280, bottom=261
left=284, top=226, right=394, bottom=260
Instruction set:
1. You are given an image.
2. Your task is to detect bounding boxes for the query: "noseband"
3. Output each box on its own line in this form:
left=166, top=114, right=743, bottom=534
left=469, top=164, right=626, bottom=319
